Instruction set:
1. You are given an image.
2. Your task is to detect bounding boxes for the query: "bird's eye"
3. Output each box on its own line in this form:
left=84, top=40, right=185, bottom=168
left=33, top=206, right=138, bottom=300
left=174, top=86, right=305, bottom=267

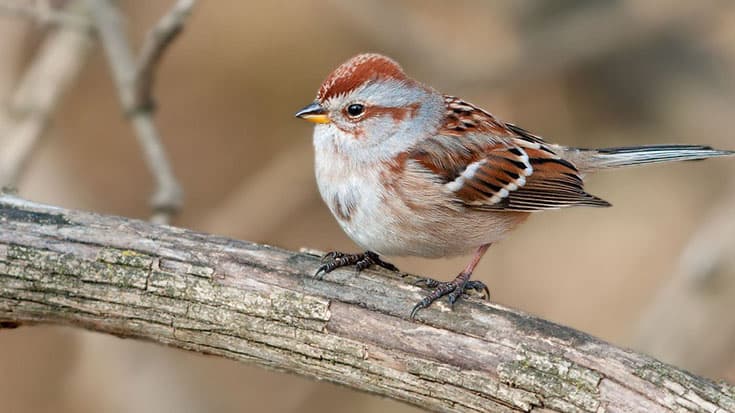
left=346, top=103, right=365, bottom=118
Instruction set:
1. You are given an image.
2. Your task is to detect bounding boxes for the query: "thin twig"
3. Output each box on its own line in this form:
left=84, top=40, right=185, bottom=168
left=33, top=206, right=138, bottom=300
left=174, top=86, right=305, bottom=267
left=85, top=0, right=185, bottom=224
left=0, top=0, right=90, bottom=28
left=0, top=194, right=733, bottom=413
left=0, top=0, right=93, bottom=187
left=133, top=0, right=195, bottom=111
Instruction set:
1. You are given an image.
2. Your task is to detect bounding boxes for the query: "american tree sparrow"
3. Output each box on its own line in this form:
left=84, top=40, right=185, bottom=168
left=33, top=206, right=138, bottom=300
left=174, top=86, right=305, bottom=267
left=295, top=53, right=734, bottom=318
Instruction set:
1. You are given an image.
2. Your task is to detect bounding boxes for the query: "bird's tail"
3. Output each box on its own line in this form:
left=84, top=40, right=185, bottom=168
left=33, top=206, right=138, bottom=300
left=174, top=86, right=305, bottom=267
left=573, top=144, right=734, bottom=172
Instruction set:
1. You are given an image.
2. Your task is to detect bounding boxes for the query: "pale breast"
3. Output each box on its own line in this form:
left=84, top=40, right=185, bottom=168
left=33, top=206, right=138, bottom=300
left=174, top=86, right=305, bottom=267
left=314, top=150, right=393, bottom=251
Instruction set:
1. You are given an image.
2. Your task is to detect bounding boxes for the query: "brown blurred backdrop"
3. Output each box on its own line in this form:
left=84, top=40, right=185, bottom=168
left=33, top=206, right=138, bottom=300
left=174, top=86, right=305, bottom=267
left=1, top=1, right=734, bottom=412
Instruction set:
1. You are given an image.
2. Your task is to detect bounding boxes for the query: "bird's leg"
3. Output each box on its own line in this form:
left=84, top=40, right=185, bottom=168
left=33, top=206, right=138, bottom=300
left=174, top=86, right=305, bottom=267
left=411, top=244, right=491, bottom=318
left=314, top=251, right=399, bottom=279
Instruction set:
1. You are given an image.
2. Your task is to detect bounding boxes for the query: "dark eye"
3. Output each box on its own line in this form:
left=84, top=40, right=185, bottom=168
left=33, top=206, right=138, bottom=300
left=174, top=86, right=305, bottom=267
left=346, top=103, right=365, bottom=117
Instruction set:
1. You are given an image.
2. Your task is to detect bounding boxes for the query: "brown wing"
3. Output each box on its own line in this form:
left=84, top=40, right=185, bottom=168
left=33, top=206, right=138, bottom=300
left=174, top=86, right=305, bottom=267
left=409, top=96, right=611, bottom=211
left=492, top=147, right=611, bottom=211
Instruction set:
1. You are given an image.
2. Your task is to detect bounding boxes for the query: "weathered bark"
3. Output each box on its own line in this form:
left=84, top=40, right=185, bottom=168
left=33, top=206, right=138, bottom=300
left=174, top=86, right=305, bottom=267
left=0, top=194, right=732, bottom=413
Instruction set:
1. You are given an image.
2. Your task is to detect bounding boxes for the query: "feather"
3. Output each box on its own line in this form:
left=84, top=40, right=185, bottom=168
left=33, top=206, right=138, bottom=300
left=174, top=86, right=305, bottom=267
left=589, top=145, right=734, bottom=168
left=409, top=96, right=611, bottom=211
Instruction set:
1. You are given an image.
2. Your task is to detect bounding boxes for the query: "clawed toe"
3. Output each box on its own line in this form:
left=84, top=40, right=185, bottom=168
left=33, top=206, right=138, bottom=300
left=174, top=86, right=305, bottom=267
left=314, top=251, right=399, bottom=279
left=413, top=277, right=440, bottom=288
left=320, top=251, right=344, bottom=263
left=465, top=280, right=490, bottom=300
left=314, top=252, right=348, bottom=278
left=410, top=274, right=491, bottom=318
left=314, top=264, right=330, bottom=279
left=363, top=251, right=399, bottom=272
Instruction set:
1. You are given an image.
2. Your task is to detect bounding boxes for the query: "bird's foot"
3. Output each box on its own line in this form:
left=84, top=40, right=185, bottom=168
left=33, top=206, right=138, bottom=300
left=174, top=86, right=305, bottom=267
left=314, top=251, right=399, bottom=279
left=410, top=273, right=490, bottom=318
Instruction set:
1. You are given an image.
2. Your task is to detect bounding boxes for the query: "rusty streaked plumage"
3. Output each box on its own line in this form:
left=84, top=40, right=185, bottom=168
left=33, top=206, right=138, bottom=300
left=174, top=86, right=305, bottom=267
left=295, top=53, right=735, bottom=318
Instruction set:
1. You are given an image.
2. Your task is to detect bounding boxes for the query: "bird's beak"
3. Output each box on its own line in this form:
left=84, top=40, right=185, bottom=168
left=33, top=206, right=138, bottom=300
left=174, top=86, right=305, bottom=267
left=295, top=101, right=330, bottom=124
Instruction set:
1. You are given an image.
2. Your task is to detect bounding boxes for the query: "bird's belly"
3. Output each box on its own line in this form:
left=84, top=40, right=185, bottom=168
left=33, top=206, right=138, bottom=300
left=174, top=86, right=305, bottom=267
left=315, top=158, right=528, bottom=258
left=343, top=208, right=527, bottom=257
left=330, top=184, right=529, bottom=258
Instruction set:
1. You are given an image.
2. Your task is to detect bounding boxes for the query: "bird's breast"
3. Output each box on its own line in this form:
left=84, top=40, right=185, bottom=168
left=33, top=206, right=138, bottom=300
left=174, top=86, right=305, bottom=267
left=314, top=152, right=398, bottom=249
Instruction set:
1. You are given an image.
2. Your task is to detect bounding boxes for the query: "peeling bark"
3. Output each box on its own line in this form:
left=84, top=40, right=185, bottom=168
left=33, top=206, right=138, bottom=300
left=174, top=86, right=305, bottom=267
left=0, top=194, right=732, bottom=413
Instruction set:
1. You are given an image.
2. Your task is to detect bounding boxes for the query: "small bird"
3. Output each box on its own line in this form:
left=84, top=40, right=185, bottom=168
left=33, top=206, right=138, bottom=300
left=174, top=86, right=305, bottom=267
left=295, top=53, right=733, bottom=318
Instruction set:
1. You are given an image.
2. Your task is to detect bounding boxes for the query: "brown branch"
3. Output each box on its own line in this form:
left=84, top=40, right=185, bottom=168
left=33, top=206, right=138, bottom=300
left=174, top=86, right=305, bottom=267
left=0, top=194, right=732, bottom=413
left=0, top=0, right=93, bottom=187
left=133, top=0, right=195, bottom=111
left=0, top=0, right=90, bottom=28
left=85, top=0, right=183, bottom=224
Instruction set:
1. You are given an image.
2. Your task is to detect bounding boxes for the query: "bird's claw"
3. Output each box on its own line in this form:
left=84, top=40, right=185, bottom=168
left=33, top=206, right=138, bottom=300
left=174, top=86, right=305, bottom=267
left=363, top=251, right=399, bottom=272
left=320, top=251, right=345, bottom=263
left=410, top=275, right=490, bottom=319
left=314, top=251, right=398, bottom=279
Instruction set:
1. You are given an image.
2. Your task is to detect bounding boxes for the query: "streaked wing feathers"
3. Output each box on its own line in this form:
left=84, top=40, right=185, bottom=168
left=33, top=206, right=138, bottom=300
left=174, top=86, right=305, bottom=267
left=410, top=97, right=611, bottom=211
left=449, top=146, right=533, bottom=206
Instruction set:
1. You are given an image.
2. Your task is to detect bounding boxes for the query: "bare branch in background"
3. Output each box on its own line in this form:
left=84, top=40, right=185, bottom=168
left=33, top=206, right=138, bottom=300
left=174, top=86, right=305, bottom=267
left=133, top=0, right=195, bottom=111
left=0, top=0, right=195, bottom=222
left=0, top=194, right=733, bottom=413
left=0, top=0, right=93, bottom=188
left=86, top=0, right=193, bottom=224
left=635, top=182, right=735, bottom=377
left=0, top=0, right=90, bottom=28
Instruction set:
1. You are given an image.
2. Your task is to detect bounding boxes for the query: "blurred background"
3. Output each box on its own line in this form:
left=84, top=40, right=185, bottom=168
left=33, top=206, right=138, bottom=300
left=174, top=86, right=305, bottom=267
left=1, top=1, right=734, bottom=412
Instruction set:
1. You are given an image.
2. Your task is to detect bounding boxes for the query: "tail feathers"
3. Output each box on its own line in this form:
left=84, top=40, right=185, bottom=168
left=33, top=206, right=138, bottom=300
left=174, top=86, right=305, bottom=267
left=589, top=144, right=734, bottom=169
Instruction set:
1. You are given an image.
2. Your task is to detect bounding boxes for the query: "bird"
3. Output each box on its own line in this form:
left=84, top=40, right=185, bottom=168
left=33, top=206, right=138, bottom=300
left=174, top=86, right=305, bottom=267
left=295, top=53, right=734, bottom=318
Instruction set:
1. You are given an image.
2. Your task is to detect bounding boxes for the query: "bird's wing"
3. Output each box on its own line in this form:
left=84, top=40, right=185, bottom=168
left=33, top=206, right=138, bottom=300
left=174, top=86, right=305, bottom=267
left=408, top=96, right=611, bottom=211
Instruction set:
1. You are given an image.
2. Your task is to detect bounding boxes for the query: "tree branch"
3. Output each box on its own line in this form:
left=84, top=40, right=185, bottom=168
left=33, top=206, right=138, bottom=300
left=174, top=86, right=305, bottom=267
left=133, top=0, right=195, bottom=111
left=0, top=0, right=93, bottom=187
left=86, top=0, right=184, bottom=224
left=0, top=194, right=732, bottom=413
left=0, top=0, right=90, bottom=29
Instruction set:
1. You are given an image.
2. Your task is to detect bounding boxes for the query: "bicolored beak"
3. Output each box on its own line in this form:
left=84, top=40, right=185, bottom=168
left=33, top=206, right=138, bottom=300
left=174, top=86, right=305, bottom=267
left=295, top=101, right=330, bottom=124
